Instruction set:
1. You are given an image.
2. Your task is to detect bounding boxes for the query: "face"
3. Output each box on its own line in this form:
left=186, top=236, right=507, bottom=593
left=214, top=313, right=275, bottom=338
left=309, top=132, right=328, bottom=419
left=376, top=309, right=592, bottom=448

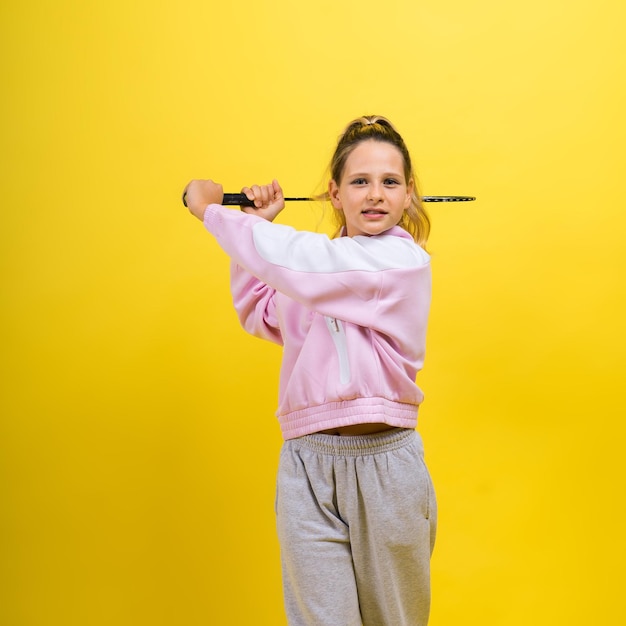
left=329, top=140, right=413, bottom=238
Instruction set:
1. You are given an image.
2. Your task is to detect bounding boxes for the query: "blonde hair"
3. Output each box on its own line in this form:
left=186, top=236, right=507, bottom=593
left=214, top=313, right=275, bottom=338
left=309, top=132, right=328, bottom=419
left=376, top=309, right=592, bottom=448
left=319, top=115, right=430, bottom=247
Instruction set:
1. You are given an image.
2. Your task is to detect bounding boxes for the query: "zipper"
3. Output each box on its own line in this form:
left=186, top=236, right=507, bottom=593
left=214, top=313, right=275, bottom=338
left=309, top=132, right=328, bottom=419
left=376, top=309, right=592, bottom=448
left=325, top=316, right=351, bottom=385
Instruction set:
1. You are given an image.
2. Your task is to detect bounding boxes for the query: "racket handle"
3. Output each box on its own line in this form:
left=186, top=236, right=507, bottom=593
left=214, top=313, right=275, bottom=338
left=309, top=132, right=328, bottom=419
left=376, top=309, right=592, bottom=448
left=222, top=193, right=255, bottom=206
left=221, top=194, right=313, bottom=206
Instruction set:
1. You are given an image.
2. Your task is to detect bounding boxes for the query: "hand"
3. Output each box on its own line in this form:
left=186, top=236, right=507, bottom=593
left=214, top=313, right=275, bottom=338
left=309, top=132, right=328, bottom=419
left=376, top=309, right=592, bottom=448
left=182, top=179, right=224, bottom=221
left=240, top=179, right=285, bottom=222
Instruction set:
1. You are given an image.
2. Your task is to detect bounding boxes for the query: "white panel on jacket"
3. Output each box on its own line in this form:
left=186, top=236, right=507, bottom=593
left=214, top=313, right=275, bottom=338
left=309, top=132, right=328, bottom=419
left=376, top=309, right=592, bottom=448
left=251, top=222, right=430, bottom=273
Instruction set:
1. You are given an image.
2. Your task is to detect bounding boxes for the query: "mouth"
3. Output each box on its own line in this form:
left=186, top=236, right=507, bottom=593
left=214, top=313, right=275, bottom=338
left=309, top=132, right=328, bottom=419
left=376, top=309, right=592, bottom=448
left=361, top=209, right=388, bottom=215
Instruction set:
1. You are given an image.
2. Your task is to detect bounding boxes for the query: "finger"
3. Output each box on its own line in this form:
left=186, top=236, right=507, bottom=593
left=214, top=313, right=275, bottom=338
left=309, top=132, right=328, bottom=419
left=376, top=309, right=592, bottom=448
left=272, top=179, right=284, bottom=201
left=241, top=186, right=255, bottom=203
left=249, top=185, right=262, bottom=208
left=260, top=184, right=273, bottom=206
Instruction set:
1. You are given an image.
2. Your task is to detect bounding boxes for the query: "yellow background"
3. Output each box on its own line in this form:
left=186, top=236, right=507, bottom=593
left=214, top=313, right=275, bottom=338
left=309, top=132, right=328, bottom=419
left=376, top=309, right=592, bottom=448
left=1, top=0, right=625, bottom=624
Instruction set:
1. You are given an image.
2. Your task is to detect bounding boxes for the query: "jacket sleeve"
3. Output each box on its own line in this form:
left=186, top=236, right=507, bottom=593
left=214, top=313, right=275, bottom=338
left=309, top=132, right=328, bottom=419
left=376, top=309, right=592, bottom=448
left=230, top=260, right=283, bottom=345
left=204, top=204, right=431, bottom=343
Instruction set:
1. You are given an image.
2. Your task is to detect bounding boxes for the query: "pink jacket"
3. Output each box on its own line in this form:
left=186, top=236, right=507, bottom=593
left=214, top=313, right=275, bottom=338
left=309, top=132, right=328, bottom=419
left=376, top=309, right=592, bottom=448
left=203, top=204, right=431, bottom=440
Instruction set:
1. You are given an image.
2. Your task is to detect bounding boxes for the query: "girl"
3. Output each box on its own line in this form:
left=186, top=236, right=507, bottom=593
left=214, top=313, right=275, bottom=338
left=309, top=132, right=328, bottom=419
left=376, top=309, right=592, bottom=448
left=183, top=116, right=437, bottom=626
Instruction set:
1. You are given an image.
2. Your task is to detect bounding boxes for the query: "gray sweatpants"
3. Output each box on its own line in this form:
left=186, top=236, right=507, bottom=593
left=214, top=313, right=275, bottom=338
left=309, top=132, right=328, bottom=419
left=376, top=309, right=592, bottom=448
left=276, top=428, right=437, bottom=626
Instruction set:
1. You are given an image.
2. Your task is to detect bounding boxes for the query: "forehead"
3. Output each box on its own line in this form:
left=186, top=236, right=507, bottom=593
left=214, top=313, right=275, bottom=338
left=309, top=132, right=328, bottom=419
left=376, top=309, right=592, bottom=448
left=343, top=140, right=405, bottom=174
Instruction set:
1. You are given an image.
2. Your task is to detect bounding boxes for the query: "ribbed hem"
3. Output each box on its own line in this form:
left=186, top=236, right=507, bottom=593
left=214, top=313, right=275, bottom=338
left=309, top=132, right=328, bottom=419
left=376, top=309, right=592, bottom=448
left=203, top=204, right=223, bottom=232
left=278, top=397, right=418, bottom=440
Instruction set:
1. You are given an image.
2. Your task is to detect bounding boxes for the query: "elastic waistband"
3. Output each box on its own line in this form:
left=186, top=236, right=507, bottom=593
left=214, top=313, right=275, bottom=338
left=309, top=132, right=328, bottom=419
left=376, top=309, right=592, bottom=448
left=293, top=428, right=420, bottom=457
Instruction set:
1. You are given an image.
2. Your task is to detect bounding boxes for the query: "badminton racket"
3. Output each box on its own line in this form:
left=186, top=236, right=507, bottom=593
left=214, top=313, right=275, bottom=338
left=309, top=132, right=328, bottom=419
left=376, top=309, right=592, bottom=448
left=183, top=193, right=475, bottom=207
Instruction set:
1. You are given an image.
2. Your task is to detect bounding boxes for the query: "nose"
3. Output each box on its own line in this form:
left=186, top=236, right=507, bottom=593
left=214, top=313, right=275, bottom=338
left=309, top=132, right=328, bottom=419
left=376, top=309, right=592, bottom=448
left=367, top=182, right=383, bottom=202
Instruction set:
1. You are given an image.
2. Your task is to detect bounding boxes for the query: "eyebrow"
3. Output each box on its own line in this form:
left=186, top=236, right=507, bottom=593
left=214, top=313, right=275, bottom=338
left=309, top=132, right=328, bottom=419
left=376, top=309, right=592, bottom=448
left=346, top=171, right=404, bottom=177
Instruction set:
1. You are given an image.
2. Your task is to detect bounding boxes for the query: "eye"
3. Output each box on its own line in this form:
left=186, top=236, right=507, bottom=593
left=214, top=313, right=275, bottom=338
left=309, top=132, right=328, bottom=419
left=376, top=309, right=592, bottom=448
left=350, top=178, right=367, bottom=185
left=384, top=178, right=401, bottom=186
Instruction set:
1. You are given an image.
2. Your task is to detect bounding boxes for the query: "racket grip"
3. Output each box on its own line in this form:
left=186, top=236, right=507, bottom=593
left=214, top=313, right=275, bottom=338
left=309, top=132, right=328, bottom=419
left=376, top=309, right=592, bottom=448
left=222, top=193, right=255, bottom=207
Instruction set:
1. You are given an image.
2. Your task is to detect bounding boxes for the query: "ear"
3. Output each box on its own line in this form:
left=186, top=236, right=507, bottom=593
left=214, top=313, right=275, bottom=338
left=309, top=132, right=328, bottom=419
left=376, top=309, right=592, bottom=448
left=405, top=178, right=414, bottom=209
left=328, top=179, right=342, bottom=209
